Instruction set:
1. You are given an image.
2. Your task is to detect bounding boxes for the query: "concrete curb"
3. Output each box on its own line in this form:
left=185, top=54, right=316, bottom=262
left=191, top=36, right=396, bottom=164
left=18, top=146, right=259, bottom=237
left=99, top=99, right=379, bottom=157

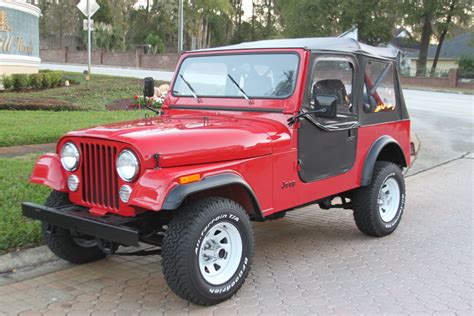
left=410, top=131, right=420, bottom=157
left=0, top=246, right=58, bottom=274
left=403, top=87, right=474, bottom=95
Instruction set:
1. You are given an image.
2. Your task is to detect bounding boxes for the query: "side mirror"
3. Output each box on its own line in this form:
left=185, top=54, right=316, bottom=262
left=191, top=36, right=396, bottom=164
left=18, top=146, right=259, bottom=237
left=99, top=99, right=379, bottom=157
left=144, top=77, right=155, bottom=97
left=313, top=95, right=337, bottom=118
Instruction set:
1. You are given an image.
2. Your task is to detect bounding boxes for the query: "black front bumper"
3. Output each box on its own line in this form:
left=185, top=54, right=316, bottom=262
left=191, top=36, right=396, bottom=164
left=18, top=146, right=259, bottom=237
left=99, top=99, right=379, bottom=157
left=21, top=202, right=140, bottom=246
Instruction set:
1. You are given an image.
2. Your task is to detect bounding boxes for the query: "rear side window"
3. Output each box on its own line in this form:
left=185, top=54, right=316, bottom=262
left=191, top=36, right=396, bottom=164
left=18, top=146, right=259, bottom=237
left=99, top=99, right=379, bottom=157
left=363, top=60, right=396, bottom=113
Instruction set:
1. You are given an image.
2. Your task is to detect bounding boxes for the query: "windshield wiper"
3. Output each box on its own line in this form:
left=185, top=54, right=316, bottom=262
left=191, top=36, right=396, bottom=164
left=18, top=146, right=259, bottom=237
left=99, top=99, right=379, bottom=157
left=179, top=74, right=201, bottom=103
left=227, top=74, right=251, bottom=101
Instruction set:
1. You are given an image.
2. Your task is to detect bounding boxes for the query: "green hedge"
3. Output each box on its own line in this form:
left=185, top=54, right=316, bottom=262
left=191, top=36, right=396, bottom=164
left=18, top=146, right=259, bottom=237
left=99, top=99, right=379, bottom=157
left=2, top=71, right=65, bottom=91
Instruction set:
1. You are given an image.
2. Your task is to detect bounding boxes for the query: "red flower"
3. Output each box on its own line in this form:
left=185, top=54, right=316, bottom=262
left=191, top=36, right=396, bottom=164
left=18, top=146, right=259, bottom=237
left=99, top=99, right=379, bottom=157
left=134, top=95, right=139, bottom=99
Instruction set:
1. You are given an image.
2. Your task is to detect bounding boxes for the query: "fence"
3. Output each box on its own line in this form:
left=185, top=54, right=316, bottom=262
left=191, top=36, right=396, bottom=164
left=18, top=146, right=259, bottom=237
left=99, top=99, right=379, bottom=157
left=400, top=69, right=473, bottom=90
left=40, top=49, right=180, bottom=71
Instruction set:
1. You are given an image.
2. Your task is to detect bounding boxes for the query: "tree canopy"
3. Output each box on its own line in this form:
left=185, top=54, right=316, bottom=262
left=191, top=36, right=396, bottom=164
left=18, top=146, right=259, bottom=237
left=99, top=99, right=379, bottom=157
left=39, top=0, right=472, bottom=75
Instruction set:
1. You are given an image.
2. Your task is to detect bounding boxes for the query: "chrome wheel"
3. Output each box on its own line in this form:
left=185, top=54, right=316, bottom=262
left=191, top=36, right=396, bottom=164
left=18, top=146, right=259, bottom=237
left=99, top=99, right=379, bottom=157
left=377, top=177, right=401, bottom=222
left=198, top=221, right=243, bottom=285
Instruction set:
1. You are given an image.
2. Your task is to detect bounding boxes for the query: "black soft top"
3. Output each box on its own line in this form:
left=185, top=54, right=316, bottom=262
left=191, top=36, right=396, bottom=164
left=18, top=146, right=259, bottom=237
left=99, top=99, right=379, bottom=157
left=196, top=37, right=399, bottom=60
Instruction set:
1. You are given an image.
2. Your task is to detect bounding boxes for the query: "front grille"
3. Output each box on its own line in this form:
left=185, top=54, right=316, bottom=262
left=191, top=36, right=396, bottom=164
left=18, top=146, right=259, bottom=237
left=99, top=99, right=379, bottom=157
left=79, top=141, right=120, bottom=210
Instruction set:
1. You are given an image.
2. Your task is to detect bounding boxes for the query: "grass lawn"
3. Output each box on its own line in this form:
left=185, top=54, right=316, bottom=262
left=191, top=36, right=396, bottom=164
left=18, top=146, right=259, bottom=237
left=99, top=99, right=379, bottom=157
left=1, top=72, right=166, bottom=110
left=0, top=154, right=49, bottom=254
left=0, top=110, right=145, bottom=147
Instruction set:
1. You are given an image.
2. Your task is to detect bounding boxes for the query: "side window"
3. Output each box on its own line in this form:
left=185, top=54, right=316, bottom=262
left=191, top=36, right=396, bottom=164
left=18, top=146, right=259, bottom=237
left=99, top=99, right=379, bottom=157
left=311, top=58, right=354, bottom=113
left=364, top=60, right=396, bottom=113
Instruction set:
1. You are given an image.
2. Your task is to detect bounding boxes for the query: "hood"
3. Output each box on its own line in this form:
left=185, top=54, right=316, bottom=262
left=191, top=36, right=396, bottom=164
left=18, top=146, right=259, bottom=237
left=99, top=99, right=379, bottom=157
left=65, top=112, right=289, bottom=168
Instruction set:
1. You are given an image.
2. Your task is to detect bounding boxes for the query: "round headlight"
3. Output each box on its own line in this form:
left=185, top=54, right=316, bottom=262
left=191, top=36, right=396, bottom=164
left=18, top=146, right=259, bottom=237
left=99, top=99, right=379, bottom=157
left=61, top=142, right=80, bottom=171
left=116, top=150, right=139, bottom=182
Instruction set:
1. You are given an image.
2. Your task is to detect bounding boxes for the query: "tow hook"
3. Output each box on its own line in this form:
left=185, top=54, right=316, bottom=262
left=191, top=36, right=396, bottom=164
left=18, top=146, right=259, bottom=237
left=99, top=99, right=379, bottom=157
left=45, top=224, right=56, bottom=234
left=97, top=239, right=117, bottom=255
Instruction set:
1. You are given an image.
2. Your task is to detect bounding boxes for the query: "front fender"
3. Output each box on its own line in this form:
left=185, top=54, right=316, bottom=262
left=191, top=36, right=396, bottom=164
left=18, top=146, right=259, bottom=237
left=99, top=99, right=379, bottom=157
left=128, top=168, right=261, bottom=215
left=128, top=169, right=173, bottom=211
left=30, top=153, right=68, bottom=192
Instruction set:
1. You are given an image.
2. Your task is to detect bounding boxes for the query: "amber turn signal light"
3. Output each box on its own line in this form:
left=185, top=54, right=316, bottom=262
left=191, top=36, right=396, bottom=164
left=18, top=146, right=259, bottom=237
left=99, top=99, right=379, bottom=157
left=179, top=173, right=201, bottom=184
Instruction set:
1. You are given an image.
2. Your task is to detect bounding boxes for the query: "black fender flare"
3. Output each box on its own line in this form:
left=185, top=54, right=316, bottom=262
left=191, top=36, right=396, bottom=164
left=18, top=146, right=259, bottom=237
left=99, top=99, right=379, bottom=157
left=162, top=173, right=263, bottom=219
left=361, top=136, right=407, bottom=186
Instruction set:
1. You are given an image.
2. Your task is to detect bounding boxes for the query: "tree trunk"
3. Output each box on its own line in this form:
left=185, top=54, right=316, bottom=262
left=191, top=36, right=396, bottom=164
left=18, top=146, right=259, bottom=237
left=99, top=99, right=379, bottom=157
left=416, top=13, right=432, bottom=76
left=251, top=0, right=256, bottom=40
left=430, top=0, right=456, bottom=76
left=145, top=0, right=150, bottom=25
left=266, top=0, right=272, bottom=37
left=59, top=18, right=63, bottom=49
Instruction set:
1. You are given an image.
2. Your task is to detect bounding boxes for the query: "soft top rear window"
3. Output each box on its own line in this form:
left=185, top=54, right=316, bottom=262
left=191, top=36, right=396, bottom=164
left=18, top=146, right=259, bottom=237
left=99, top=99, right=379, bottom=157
left=172, top=53, right=299, bottom=99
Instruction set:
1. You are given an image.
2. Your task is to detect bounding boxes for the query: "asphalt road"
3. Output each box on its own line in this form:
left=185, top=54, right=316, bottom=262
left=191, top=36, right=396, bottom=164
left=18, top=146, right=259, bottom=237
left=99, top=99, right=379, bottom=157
left=403, top=89, right=473, bottom=175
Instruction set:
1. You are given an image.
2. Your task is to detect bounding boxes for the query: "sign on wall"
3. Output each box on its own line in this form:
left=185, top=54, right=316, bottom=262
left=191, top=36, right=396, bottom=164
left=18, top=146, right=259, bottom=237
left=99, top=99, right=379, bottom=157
left=0, top=7, right=39, bottom=57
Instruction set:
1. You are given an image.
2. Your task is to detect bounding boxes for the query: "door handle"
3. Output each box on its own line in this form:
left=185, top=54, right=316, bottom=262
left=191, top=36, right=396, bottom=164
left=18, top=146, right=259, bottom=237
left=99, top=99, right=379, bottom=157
left=348, top=129, right=355, bottom=139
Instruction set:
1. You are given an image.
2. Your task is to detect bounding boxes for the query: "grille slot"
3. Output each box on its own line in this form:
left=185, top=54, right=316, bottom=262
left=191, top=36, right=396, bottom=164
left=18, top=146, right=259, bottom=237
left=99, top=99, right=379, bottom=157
left=80, top=142, right=119, bottom=210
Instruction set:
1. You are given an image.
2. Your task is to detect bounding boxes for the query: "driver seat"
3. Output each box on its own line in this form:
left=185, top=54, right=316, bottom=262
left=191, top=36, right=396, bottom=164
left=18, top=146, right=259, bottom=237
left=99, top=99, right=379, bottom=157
left=313, top=79, right=349, bottom=106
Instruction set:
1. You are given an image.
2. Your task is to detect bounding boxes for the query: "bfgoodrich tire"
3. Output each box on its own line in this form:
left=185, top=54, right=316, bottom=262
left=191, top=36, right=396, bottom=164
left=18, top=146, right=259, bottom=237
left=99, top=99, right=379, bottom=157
left=353, top=161, right=406, bottom=237
left=162, top=197, right=254, bottom=306
left=42, top=191, right=107, bottom=264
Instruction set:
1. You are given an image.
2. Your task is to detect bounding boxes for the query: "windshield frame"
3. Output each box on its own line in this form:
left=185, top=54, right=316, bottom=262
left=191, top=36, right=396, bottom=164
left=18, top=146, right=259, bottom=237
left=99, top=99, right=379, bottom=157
left=171, top=51, right=301, bottom=100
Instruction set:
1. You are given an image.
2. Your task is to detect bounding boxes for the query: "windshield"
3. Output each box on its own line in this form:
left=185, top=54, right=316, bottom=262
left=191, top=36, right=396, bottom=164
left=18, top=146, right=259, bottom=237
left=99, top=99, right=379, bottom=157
left=172, top=53, right=299, bottom=99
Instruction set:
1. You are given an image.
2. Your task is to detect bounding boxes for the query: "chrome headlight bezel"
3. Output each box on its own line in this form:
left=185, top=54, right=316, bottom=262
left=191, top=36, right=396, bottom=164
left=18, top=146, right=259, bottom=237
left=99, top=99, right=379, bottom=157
left=60, top=142, right=80, bottom=171
left=116, top=149, right=139, bottom=182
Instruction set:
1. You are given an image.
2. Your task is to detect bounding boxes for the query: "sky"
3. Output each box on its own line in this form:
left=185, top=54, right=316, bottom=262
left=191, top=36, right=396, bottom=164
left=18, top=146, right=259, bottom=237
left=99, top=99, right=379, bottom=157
left=133, top=0, right=254, bottom=19
left=242, top=0, right=253, bottom=19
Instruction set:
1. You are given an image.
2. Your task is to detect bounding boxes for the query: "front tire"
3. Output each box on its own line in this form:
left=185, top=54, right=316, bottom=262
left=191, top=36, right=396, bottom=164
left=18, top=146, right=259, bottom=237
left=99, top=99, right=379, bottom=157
left=42, top=191, right=107, bottom=264
left=162, top=197, right=254, bottom=306
left=352, top=161, right=406, bottom=237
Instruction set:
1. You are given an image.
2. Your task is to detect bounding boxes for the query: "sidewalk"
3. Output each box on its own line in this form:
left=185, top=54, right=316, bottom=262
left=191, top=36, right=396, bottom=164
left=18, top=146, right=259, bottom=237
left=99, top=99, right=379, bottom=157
left=0, top=143, right=56, bottom=158
left=0, top=157, right=471, bottom=315
left=40, top=63, right=174, bottom=82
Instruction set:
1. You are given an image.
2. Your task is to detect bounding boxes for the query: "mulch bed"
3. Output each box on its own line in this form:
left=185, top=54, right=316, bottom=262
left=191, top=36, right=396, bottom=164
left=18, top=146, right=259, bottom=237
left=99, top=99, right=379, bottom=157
left=0, top=98, right=81, bottom=111
left=106, top=98, right=147, bottom=111
left=106, top=98, right=134, bottom=111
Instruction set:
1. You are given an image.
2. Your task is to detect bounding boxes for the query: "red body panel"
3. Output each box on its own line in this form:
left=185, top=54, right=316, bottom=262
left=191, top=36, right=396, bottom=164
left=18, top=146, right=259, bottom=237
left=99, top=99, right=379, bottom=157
left=30, top=47, right=410, bottom=218
left=30, top=153, right=68, bottom=192
left=65, top=113, right=288, bottom=168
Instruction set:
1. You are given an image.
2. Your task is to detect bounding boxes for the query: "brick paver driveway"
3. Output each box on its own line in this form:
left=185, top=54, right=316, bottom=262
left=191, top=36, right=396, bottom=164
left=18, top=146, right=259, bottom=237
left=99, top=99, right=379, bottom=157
left=0, top=157, right=472, bottom=315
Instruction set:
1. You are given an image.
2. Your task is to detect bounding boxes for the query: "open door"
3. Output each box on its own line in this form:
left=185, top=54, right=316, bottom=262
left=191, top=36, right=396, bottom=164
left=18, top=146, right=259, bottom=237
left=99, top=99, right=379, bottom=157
left=298, top=55, right=359, bottom=182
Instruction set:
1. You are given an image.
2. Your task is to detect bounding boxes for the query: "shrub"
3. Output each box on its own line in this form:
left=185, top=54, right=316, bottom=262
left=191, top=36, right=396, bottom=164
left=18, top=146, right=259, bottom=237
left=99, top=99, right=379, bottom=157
left=12, top=74, right=30, bottom=91
left=42, top=73, right=52, bottom=88
left=63, top=75, right=79, bottom=85
left=457, top=55, right=474, bottom=78
left=145, top=34, right=165, bottom=54
left=2, top=75, right=13, bottom=90
left=29, top=73, right=44, bottom=89
left=457, top=55, right=474, bottom=73
left=48, top=71, right=64, bottom=87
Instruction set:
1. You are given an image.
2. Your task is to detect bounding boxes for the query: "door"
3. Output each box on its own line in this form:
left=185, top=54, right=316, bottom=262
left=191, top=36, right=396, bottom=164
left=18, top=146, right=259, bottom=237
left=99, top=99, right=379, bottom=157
left=298, top=55, right=359, bottom=182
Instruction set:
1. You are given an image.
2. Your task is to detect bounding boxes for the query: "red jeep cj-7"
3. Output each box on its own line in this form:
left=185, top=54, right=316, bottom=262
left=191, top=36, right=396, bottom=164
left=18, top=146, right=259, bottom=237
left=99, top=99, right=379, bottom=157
left=22, top=37, right=410, bottom=305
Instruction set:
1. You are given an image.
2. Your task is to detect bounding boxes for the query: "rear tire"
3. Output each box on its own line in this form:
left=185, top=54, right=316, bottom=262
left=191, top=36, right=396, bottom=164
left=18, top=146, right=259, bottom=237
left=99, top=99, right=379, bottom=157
left=162, top=197, right=254, bottom=306
left=42, top=191, right=106, bottom=264
left=352, top=162, right=406, bottom=237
